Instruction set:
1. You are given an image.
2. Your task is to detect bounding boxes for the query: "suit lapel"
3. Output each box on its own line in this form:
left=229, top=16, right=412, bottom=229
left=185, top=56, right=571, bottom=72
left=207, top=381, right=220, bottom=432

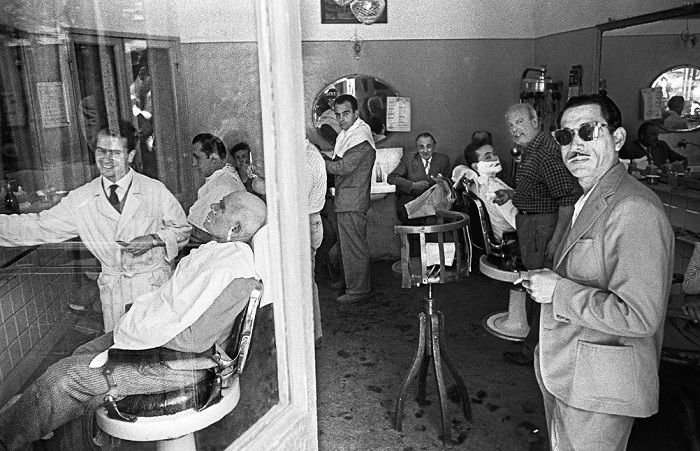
left=553, top=164, right=627, bottom=270
left=91, top=178, right=121, bottom=222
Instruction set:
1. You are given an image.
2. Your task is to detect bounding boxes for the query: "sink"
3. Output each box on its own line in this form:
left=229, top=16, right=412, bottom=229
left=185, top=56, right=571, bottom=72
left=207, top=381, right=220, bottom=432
left=370, top=183, right=396, bottom=200
left=329, top=183, right=396, bottom=201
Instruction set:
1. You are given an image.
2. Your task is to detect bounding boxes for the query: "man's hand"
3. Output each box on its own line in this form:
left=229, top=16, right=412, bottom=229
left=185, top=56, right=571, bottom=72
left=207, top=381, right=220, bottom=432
left=120, top=235, right=157, bottom=256
left=493, top=189, right=514, bottom=206
left=520, top=269, right=560, bottom=304
left=683, top=296, right=700, bottom=323
left=411, top=180, right=430, bottom=194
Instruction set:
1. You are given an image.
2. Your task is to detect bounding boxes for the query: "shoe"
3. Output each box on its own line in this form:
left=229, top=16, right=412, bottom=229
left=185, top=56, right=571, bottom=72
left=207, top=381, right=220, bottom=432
left=337, top=292, right=371, bottom=304
left=503, top=351, right=533, bottom=366
left=68, top=303, right=87, bottom=312
left=330, top=280, right=346, bottom=290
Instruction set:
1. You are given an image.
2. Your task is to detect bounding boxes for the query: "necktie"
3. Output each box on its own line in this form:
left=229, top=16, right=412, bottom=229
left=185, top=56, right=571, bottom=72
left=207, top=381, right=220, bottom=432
left=108, top=184, right=121, bottom=213
left=424, top=159, right=431, bottom=175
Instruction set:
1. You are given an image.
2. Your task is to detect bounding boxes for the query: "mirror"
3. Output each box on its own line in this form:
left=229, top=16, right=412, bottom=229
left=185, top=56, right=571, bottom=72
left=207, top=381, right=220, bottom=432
left=596, top=4, right=700, bottom=134
left=651, top=65, right=700, bottom=131
left=312, top=74, right=398, bottom=146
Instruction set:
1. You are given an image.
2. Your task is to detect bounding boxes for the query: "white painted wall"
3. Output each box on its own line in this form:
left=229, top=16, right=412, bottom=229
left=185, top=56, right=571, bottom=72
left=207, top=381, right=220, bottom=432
left=533, top=0, right=689, bottom=37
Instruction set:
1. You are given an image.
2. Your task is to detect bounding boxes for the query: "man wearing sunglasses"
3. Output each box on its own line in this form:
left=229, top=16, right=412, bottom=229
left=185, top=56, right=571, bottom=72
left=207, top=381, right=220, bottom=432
left=500, top=103, right=581, bottom=367
left=521, top=95, right=673, bottom=450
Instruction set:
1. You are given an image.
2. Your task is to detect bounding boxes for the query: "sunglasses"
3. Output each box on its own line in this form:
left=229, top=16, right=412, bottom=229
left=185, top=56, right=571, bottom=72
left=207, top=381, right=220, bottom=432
left=551, top=121, right=611, bottom=146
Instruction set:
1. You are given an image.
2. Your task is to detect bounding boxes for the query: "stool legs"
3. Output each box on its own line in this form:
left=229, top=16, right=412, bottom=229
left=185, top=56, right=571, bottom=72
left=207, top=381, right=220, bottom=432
left=393, top=296, right=472, bottom=444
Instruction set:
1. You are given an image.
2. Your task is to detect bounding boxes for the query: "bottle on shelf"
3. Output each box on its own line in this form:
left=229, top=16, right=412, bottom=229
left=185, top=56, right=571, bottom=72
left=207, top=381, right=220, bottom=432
left=5, top=181, right=19, bottom=214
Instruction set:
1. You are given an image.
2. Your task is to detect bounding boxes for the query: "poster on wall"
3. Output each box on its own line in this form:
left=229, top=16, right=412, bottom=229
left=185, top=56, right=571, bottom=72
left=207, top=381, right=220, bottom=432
left=641, top=87, right=663, bottom=120
left=320, top=0, right=388, bottom=24
left=386, top=96, right=410, bottom=132
left=37, top=82, right=70, bottom=128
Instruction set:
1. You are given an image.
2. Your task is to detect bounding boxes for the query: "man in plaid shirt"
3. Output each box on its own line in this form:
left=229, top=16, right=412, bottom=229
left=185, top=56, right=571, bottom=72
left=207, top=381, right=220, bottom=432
left=495, top=103, right=581, bottom=366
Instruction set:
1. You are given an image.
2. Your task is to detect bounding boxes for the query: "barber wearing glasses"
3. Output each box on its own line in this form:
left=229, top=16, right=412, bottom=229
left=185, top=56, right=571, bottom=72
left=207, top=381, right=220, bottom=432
left=521, top=95, right=673, bottom=449
left=0, top=120, right=191, bottom=332
left=498, top=103, right=581, bottom=367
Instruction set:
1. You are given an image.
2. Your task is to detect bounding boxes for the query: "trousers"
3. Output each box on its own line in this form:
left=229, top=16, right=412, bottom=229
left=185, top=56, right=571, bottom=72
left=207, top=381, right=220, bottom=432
left=534, top=348, right=634, bottom=450
left=336, top=211, right=371, bottom=295
left=310, top=212, right=323, bottom=341
left=516, top=212, right=558, bottom=357
left=0, top=333, right=206, bottom=451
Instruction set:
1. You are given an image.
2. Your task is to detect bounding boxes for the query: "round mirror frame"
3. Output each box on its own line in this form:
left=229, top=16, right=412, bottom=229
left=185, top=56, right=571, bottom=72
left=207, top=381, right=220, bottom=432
left=312, top=74, right=399, bottom=146
left=650, top=64, right=700, bottom=133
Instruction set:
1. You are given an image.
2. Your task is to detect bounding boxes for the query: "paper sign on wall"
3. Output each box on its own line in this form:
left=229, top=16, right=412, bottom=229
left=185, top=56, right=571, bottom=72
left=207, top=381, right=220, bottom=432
left=386, top=96, right=411, bottom=132
left=37, top=82, right=69, bottom=128
left=641, top=87, right=663, bottom=120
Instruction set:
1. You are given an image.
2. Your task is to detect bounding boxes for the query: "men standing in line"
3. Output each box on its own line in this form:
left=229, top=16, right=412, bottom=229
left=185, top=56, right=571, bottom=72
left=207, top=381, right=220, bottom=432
left=0, top=121, right=191, bottom=331
left=387, top=132, right=451, bottom=224
left=522, top=94, right=673, bottom=449
left=305, top=138, right=328, bottom=342
left=496, top=103, right=581, bottom=366
left=324, top=94, right=376, bottom=304
left=189, top=133, right=245, bottom=243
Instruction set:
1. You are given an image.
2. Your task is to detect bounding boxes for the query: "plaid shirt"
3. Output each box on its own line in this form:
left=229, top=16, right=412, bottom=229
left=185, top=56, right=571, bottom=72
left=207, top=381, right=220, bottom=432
left=513, top=131, right=581, bottom=214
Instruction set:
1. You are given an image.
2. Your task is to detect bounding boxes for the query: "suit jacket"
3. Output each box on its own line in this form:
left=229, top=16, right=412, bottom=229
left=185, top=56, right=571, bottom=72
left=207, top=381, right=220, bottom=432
left=325, top=140, right=376, bottom=213
left=619, top=139, right=686, bottom=166
left=540, top=163, right=674, bottom=417
left=387, top=152, right=451, bottom=214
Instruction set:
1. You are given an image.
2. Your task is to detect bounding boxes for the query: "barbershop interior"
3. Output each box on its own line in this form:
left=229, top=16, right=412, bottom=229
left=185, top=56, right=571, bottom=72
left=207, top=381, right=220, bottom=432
left=2, top=0, right=700, bottom=449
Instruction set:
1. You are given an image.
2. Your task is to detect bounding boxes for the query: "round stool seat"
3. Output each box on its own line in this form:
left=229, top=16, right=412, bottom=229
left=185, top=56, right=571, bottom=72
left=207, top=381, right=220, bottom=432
left=96, top=375, right=240, bottom=444
left=478, top=255, right=519, bottom=283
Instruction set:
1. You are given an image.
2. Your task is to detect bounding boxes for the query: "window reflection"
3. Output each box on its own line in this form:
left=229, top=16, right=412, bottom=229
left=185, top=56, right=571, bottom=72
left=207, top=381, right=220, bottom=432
left=652, top=65, right=700, bottom=131
left=0, top=2, right=278, bottom=449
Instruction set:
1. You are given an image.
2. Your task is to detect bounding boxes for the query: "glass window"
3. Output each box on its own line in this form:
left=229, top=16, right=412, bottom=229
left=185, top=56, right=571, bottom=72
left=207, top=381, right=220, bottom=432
left=651, top=65, right=700, bottom=131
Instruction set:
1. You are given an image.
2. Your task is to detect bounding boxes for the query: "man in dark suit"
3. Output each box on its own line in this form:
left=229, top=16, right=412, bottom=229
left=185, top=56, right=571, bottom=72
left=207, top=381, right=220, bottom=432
left=324, top=94, right=376, bottom=304
left=387, top=132, right=451, bottom=224
left=619, top=121, right=687, bottom=171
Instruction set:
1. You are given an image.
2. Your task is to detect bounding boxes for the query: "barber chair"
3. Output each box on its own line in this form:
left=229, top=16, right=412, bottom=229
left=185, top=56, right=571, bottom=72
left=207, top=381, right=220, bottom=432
left=392, top=210, right=472, bottom=444
left=461, top=189, right=528, bottom=342
left=94, top=282, right=264, bottom=451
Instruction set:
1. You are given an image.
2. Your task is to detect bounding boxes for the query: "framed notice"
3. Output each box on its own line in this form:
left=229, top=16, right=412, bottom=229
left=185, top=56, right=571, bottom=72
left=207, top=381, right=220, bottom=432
left=37, top=82, right=70, bottom=128
left=641, top=87, right=663, bottom=120
left=386, top=96, right=410, bottom=132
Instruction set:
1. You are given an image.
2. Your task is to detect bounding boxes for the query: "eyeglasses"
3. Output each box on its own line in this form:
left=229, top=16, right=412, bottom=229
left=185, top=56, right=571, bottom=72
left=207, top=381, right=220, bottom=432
left=551, top=122, right=611, bottom=146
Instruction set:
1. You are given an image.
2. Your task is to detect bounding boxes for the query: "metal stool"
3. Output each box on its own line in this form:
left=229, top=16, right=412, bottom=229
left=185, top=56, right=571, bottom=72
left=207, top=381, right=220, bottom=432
left=392, top=210, right=472, bottom=444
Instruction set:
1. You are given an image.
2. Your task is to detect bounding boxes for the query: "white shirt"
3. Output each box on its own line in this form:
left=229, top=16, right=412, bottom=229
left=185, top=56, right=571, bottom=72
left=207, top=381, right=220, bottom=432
left=571, top=180, right=600, bottom=228
left=101, top=169, right=134, bottom=202
left=188, top=165, right=245, bottom=231
left=305, top=139, right=327, bottom=214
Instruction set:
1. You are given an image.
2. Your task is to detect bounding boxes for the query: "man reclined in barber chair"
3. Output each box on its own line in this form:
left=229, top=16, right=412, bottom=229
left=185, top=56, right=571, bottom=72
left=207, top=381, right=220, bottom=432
left=452, top=140, right=520, bottom=270
left=0, top=191, right=266, bottom=451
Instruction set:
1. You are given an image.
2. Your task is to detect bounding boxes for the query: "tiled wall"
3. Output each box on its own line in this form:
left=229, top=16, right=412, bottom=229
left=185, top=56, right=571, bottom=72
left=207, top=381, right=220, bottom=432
left=0, top=246, right=79, bottom=406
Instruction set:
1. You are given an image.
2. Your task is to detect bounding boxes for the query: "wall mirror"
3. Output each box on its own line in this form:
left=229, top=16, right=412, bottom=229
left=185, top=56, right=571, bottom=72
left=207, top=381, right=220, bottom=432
left=312, top=74, right=398, bottom=146
left=595, top=4, right=700, bottom=134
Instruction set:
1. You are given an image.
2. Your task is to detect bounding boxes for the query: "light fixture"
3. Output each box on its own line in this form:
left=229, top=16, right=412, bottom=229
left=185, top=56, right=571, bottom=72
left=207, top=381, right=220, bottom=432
left=681, top=20, right=696, bottom=49
left=350, top=0, right=386, bottom=25
left=351, top=30, right=363, bottom=59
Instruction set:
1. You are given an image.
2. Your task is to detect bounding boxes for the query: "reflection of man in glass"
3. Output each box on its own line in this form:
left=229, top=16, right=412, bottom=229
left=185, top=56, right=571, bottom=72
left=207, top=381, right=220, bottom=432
left=79, top=95, right=101, bottom=164
left=316, top=87, right=341, bottom=144
left=664, top=95, right=689, bottom=130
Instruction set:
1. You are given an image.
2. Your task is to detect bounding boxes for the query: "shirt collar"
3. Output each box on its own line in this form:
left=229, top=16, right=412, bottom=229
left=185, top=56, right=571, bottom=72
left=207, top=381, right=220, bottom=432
left=102, top=168, right=133, bottom=192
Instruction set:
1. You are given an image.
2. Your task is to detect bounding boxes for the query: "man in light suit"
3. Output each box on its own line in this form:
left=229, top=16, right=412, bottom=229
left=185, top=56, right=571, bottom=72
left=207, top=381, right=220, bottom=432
left=521, top=94, right=674, bottom=450
left=324, top=94, right=376, bottom=304
left=387, top=132, right=451, bottom=224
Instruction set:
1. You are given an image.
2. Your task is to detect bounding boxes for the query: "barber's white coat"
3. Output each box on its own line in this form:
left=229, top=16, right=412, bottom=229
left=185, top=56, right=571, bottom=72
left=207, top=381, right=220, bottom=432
left=0, top=171, right=191, bottom=331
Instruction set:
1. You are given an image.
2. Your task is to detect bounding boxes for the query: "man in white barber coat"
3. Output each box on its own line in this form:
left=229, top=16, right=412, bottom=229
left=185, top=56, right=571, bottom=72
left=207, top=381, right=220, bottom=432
left=521, top=95, right=673, bottom=450
left=0, top=121, right=191, bottom=332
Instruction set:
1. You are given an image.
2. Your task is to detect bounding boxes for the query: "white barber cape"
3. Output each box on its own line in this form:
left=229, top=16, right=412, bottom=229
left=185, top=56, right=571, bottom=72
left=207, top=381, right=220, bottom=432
left=333, top=117, right=375, bottom=158
left=90, top=240, right=259, bottom=367
left=452, top=165, right=518, bottom=241
left=188, top=165, right=245, bottom=231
